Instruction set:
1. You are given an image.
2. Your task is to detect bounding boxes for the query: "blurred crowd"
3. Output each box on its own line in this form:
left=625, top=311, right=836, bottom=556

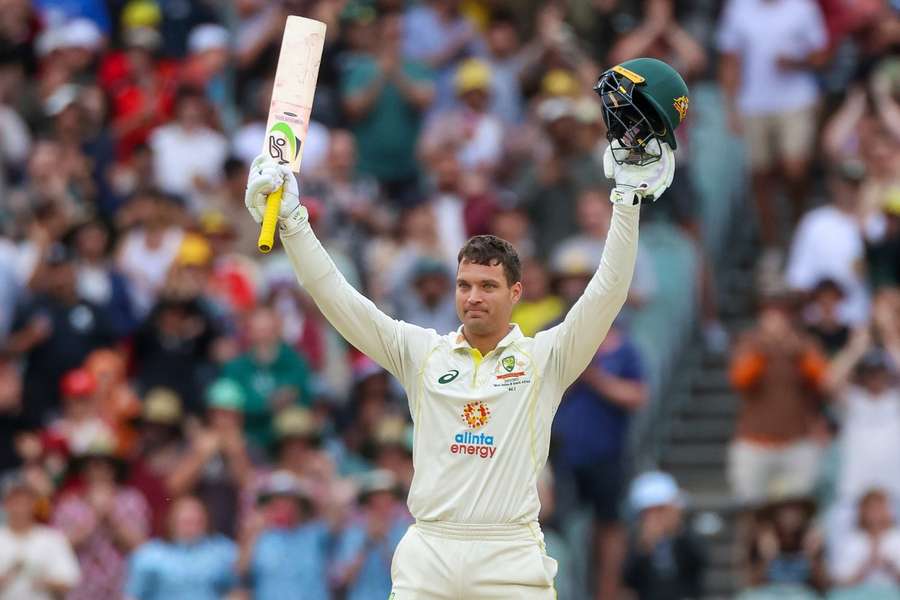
left=0, top=0, right=896, bottom=599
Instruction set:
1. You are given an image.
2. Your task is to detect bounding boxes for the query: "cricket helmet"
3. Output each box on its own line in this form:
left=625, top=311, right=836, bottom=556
left=593, top=58, right=689, bottom=165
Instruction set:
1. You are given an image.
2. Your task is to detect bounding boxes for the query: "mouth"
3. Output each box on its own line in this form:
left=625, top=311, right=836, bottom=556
left=465, top=309, right=487, bottom=318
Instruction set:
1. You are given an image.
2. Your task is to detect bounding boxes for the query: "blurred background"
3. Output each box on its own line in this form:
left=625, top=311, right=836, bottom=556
left=0, top=0, right=898, bottom=599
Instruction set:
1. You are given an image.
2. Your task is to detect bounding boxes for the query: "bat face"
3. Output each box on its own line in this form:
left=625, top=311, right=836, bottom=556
left=264, top=16, right=326, bottom=173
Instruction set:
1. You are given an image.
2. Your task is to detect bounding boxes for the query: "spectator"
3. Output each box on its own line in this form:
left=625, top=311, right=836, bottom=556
left=510, top=258, right=563, bottom=337
left=728, top=290, right=829, bottom=504
left=552, top=292, right=648, bottom=600
left=131, top=296, right=221, bottom=414
left=340, top=11, right=435, bottom=203
left=68, top=218, right=137, bottom=337
left=514, top=97, right=605, bottom=256
left=623, top=471, right=707, bottom=600
left=239, top=471, right=333, bottom=600
left=552, top=187, right=657, bottom=311
left=865, top=191, right=900, bottom=291
left=83, top=349, right=141, bottom=456
left=391, top=257, right=458, bottom=333
left=0, top=471, right=80, bottom=600
left=149, top=87, right=228, bottom=212
left=785, top=163, right=870, bottom=325
left=0, top=359, right=35, bottom=474
left=742, top=490, right=826, bottom=595
left=825, top=340, right=900, bottom=505
left=419, top=58, right=505, bottom=173
left=53, top=436, right=149, bottom=600
left=223, top=305, right=314, bottom=449
left=332, top=470, right=412, bottom=600
left=115, top=189, right=186, bottom=317
left=5, top=244, right=115, bottom=422
left=46, top=368, right=112, bottom=455
left=803, top=279, right=851, bottom=357
left=482, top=10, right=527, bottom=125
left=402, top=0, right=483, bottom=114
left=717, top=0, right=828, bottom=278
left=830, top=489, right=900, bottom=590
left=371, top=416, right=414, bottom=496
left=167, top=378, right=253, bottom=539
left=125, top=495, right=238, bottom=600
left=127, top=387, right=185, bottom=538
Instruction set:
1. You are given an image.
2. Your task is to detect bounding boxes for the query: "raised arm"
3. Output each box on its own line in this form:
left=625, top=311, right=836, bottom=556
left=245, top=156, right=435, bottom=387
left=537, top=140, right=674, bottom=391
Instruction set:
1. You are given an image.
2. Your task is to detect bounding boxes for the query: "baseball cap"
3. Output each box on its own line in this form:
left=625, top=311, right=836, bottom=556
left=257, top=470, right=313, bottom=504
left=176, top=233, right=212, bottom=267
left=629, top=471, right=684, bottom=513
left=857, top=349, right=892, bottom=374
left=455, top=59, right=492, bottom=95
left=273, top=407, right=320, bottom=442
left=356, top=469, right=400, bottom=503
left=61, top=369, right=98, bottom=398
left=0, top=470, right=34, bottom=498
left=121, top=0, right=162, bottom=30
left=537, top=97, right=576, bottom=123
left=188, top=24, right=229, bottom=55
left=541, top=69, right=580, bottom=98
left=60, top=19, right=104, bottom=52
left=550, top=240, right=602, bottom=278
left=206, top=379, right=245, bottom=412
left=142, top=387, right=183, bottom=425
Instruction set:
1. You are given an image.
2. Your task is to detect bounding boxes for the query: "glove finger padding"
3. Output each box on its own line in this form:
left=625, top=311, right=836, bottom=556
left=604, top=139, right=676, bottom=204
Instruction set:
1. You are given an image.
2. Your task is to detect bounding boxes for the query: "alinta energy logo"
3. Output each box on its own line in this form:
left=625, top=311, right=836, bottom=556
left=450, top=401, right=496, bottom=459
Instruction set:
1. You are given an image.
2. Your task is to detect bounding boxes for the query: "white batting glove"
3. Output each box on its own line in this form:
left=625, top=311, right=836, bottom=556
left=244, top=154, right=302, bottom=224
left=603, top=138, right=675, bottom=206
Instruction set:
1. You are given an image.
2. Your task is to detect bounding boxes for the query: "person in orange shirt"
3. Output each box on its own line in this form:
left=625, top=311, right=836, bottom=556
left=728, top=289, right=829, bottom=505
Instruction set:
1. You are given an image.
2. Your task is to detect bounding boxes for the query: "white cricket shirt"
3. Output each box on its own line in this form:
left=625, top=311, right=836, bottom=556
left=280, top=203, right=640, bottom=525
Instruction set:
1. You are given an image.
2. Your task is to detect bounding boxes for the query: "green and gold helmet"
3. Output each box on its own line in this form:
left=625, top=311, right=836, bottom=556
left=593, top=58, right=689, bottom=165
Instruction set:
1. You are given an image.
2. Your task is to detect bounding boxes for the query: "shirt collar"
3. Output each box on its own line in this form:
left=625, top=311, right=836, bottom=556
left=452, top=324, right=523, bottom=353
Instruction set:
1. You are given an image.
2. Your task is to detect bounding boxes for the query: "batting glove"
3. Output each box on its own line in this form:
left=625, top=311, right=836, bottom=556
left=603, top=138, right=675, bottom=206
left=245, top=154, right=304, bottom=226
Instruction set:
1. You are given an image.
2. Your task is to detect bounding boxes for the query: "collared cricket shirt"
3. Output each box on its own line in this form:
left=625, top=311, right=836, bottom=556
left=280, top=203, right=640, bottom=526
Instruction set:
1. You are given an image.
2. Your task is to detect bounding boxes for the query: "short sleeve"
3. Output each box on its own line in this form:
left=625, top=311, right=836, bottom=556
left=42, top=529, right=81, bottom=587
left=715, top=0, right=743, bottom=53
left=124, top=543, right=155, bottom=598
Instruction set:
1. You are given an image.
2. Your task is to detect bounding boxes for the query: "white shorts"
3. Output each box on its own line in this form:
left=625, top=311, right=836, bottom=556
left=390, top=520, right=558, bottom=599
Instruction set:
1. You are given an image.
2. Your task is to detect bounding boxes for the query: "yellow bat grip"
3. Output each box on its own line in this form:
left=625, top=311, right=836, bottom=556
left=257, top=187, right=283, bottom=254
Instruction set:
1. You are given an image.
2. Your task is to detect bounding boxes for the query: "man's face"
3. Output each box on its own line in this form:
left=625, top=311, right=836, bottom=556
left=456, top=260, right=521, bottom=336
left=3, top=489, right=35, bottom=526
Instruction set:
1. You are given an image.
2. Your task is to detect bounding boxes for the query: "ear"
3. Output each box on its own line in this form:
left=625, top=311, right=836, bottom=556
left=510, top=281, right=523, bottom=304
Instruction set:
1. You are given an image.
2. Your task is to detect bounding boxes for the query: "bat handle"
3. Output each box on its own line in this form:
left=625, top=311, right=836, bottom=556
left=257, top=187, right=283, bottom=253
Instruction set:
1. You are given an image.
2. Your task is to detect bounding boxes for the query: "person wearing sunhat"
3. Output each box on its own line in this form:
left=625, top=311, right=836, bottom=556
left=333, top=469, right=412, bottom=600
left=0, top=470, right=81, bottom=600
left=52, top=433, right=149, bottom=600
left=623, top=471, right=706, bottom=600
left=167, top=378, right=252, bottom=539
left=238, top=470, right=331, bottom=600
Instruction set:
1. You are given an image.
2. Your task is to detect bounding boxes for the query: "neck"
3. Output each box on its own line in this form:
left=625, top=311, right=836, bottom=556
left=463, top=324, right=512, bottom=355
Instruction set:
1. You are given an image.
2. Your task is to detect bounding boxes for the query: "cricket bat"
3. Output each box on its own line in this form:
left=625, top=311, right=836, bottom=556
left=257, top=15, right=327, bottom=253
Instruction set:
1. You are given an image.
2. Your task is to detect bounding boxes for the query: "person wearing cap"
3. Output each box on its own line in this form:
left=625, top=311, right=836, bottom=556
left=333, top=470, right=412, bottom=600
left=167, top=378, right=252, bottom=539
left=623, top=471, right=706, bottom=600
left=47, top=368, right=116, bottom=456
left=6, top=244, right=115, bottom=422
left=0, top=471, right=80, bottom=599
left=824, top=326, right=900, bottom=509
left=238, top=470, right=332, bottom=600
left=128, top=387, right=186, bottom=537
left=548, top=235, right=648, bottom=600
left=512, top=94, right=607, bottom=257
left=728, top=290, right=829, bottom=505
left=785, top=162, right=872, bottom=326
left=419, top=58, right=504, bottom=173
left=125, top=495, right=238, bottom=600
left=392, top=256, right=458, bottom=334
left=803, top=278, right=851, bottom=357
left=223, top=305, right=314, bottom=450
left=372, top=416, right=415, bottom=495
left=52, top=433, right=149, bottom=600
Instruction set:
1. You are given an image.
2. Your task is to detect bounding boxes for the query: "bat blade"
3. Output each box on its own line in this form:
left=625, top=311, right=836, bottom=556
left=263, top=15, right=327, bottom=173
left=258, top=15, right=326, bottom=254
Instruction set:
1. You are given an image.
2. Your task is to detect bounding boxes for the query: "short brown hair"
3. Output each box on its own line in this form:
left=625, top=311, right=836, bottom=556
left=457, top=235, right=521, bottom=285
